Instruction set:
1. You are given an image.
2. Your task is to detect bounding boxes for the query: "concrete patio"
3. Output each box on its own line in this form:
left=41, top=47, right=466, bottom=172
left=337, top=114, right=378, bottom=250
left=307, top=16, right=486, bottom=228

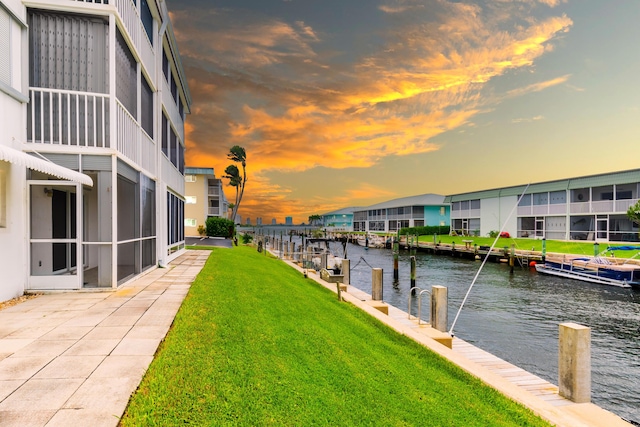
left=0, top=250, right=210, bottom=427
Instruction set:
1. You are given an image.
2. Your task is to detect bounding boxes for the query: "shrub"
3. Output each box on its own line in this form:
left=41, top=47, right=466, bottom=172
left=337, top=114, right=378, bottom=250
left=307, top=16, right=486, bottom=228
left=205, top=217, right=235, bottom=238
left=241, top=233, right=253, bottom=244
left=398, top=225, right=450, bottom=236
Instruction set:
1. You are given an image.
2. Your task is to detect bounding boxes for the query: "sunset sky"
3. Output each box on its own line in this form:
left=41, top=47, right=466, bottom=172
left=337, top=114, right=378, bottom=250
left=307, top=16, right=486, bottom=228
left=168, top=0, right=640, bottom=224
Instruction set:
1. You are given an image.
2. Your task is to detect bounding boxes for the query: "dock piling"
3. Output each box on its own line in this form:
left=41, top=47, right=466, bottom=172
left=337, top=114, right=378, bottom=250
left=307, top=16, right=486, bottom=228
left=372, top=268, right=383, bottom=301
left=559, top=322, right=591, bottom=403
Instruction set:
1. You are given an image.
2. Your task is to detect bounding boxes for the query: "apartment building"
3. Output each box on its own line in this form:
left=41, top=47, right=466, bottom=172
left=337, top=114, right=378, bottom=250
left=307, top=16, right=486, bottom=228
left=184, top=167, right=228, bottom=236
left=446, top=169, right=640, bottom=241
left=0, top=0, right=191, bottom=302
left=352, top=194, right=450, bottom=233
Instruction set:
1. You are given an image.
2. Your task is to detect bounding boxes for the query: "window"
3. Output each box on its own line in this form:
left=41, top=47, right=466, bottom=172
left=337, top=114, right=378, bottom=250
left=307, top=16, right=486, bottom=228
left=186, top=196, right=196, bottom=204
left=185, top=175, right=196, bottom=182
left=533, top=192, right=548, bottom=205
left=440, top=206, right=445, bottom=216
left=185, top=218, right=196, bottom=227
left=115, top=29, right=137, bottom=118
left=162, top=45, right=169, bottom=82
left=518, top=194, right=532, bottom=206
left=140, top=0, right=153, bottom=45
left=170, top=127, right=177, bottom=166
left=470, top=199, right=480, bottom=209
left=0, top=6, right=11, bottom=86
left=161, top=113, right=168, bottom=156
left=549, top=190, right=566, bottom=204
left=167, top=192, right=184, bottom=245
left=141, top=76, right=154, bottom=137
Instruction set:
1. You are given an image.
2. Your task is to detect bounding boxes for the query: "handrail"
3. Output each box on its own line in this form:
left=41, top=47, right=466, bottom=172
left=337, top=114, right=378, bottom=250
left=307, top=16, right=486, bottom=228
left=417, top=289, right=431, bottom=325
left=408, top=286, right=422, bottom=319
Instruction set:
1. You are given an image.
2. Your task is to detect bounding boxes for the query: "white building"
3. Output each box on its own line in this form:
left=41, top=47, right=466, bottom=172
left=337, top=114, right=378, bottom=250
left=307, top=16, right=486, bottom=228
left=184, top=167, right=228, bottom=236
left=0, top=0, right=191, bottom=302
left=446, top=169, right=640, bottom=241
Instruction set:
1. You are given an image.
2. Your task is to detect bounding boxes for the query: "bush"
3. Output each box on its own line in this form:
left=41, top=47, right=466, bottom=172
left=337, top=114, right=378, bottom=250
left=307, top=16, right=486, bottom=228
left=398, top=225, right=450, bottom=236
left=206, top=217, right=235, bottom=238
left=241, top=233, right=253, bottom=244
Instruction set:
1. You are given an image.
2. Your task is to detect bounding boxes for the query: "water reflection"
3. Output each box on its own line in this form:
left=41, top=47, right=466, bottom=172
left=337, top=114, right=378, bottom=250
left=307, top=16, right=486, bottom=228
left=329, top=241, right=640, bottom=422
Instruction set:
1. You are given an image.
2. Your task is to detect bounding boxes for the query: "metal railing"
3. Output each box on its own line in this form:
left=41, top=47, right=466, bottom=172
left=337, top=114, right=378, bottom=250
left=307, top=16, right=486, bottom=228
left=28, top=87, right=109, bottom=147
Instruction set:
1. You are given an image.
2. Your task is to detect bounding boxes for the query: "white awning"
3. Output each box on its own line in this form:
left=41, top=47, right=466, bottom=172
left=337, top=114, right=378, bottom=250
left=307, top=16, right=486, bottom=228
left=0, top=145, right=93, bottom=187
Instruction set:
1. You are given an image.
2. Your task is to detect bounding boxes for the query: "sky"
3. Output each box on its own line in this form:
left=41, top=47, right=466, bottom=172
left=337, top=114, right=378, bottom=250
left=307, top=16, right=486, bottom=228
left=167, top=0, right=640, bottom=224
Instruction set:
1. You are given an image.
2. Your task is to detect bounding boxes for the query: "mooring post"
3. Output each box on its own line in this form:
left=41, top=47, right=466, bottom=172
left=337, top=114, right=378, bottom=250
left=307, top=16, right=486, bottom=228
left=393, top=239, right=399, bottom=282
left=542, top=237, right=546, bottom=262
left=321, top=251, right=328, bottom=270
left=292, top=242, right=296, bottom=262
left=509, top=244, right=515, bottom=274
left=559, top=322, right=591, bottom=403
left=593, top=242, right=599, bottom=257
left=430, top=286, right=448, bottom=332
left=372, top=268, right=383, bottom=301
left=342, top=259, right=350, bottom=285
left=410, top=256, right=416, bottom=290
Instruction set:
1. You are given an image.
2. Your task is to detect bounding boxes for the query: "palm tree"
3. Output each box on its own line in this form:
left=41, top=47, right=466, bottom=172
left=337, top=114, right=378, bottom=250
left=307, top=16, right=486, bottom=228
left=224, top=165, right=241, bottom=221
left=224, top=145, right=247, bottom=222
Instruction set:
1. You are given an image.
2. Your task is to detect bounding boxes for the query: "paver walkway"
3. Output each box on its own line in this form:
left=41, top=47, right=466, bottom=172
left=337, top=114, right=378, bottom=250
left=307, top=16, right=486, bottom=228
left=0, top=250, right=210, bottom=427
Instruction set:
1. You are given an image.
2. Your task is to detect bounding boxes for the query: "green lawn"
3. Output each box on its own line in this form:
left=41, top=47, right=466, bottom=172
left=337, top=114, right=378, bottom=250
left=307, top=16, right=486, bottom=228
left=121, top=246, right=550, bottom=426
left=415, top=235, right=638, bottom=258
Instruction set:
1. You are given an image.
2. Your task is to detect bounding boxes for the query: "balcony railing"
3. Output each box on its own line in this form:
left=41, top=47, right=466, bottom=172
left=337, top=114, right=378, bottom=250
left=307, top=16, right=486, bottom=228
left=28, top=87, right=109, bottom=147
left=208, top=207, right=220, bottom=216
left=208, top=187, right=220, bottom=196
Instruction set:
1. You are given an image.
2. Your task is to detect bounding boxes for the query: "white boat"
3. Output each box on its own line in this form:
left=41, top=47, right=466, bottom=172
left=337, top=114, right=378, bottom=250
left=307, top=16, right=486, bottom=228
left=534, top=247, right=640, bottom=288
left=356, top=233, right=386, bottom=249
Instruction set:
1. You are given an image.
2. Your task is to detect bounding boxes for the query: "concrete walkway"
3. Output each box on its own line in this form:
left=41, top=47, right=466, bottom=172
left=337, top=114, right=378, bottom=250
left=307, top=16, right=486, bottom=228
left=0, top=250, right=210, bottom=427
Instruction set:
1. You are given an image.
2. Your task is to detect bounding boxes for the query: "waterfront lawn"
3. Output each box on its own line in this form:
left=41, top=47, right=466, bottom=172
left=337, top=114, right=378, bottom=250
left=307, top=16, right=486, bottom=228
left=121, top=246, right=550, bottom=426
left=420, top=235, right=637, bottom=257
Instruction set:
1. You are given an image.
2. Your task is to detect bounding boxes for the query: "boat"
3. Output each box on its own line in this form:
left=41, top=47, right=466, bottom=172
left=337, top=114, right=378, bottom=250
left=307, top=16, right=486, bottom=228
left=356, top=233, right=386, bottom=249
left=534, top=246, right=640, bottom=288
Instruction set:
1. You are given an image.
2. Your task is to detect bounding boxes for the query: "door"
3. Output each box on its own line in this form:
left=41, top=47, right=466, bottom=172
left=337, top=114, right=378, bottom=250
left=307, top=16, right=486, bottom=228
left=596, top=215, right=608, bottom=241
left=28, top=181, right=82, bottom=290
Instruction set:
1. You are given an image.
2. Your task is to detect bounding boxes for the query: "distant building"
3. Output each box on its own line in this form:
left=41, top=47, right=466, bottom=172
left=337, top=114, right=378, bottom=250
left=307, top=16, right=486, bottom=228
left=256, top=217, right=263, bottom=226
left=352, top=194, right=449, bottom=233
left=272, top=218, right=277, bottom=225
left=285, top=216, right=293, bottom=225
left=322, top=207, right=362, bottom=232
left=246, top=218, right=251, bottom=225
left=446, top=169, right=640, bottom=240
left=184, top=167, right=228, bottom=236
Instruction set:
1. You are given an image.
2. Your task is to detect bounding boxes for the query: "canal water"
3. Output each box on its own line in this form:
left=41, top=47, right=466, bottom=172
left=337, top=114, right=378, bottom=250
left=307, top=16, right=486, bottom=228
left=322, top=240, right=640, bottom=423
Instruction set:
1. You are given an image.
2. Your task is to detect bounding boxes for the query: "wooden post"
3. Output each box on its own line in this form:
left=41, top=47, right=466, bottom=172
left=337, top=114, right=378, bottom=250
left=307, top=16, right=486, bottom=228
left=509, top=243, right=515, bottom=274
left=430, top=286, right=448, bottom=332
left=559, top=322, right=591, bottom=403
left=410, top=256, right=416, bottom=290
left=342, top=259, right=350, bottom=285
left=393, top=240, right=399, bottom=282
left=372, top=268, right=383, bottom=301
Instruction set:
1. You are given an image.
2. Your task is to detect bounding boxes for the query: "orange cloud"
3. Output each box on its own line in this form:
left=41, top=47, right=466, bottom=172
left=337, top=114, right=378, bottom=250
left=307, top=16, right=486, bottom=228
left=175, top=1, right=573, bottom=220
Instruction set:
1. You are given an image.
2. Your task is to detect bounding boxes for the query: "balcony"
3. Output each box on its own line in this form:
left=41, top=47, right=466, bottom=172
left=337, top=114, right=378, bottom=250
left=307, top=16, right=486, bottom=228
left=27, top=87, right=156, bottom=175
left=28, top=88, right=110, bottom=147
left=208, top=207, right=220, bottom=216
left=208, top=186, right=220, bottom=196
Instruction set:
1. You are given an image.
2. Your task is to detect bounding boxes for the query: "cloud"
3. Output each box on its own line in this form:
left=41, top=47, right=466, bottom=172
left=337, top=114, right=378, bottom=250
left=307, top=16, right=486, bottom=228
left=511, top=115, right=544, bottom=123
left=173, top=1, right=574, bottom=220
left=506, top=74, right=571, bottom=98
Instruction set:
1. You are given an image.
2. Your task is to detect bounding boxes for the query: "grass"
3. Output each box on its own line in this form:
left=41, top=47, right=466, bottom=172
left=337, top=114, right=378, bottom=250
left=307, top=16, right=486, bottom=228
left=121, top=246, right=550, bottom=426
left=417, top=235, right=639, bottom=258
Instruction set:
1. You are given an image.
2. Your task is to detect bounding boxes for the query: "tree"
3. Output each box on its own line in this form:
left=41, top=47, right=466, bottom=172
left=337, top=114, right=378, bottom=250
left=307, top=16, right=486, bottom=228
left=308, top=214, right=323, bottom=226
left=224, top=146, right=247, bottom=222
left=627, top=200, right=640, bottom=227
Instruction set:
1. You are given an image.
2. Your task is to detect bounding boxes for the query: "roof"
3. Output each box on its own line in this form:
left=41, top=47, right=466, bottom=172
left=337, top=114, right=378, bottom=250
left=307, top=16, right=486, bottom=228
left=185, top=167, right=214, bottom=176
left=445, top=168, right=640, bottom=202
left=355, top=194, right=446, bottom=211
left=322, top=207, right=363, bottom=216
